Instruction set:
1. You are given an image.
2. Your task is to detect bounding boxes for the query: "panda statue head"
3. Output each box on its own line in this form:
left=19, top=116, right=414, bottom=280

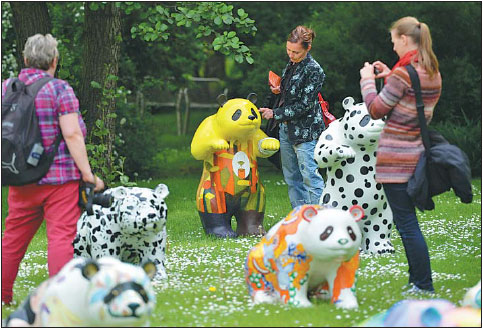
left=6, top=257, right=157, bottom=327
left=108, top=184, right=169, bottom=235
left=213, top=93, right=261, bottom=142
left=340, top=96, right=385, bottom=147
left=299, top=205, right=364, bottom=261
left=82, top=257, right=157, bottom=326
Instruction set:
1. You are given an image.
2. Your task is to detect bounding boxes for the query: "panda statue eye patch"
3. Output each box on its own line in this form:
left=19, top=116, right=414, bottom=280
left=103, top=281, right=148, bottom=304
left=232, top=109, right=242, bottom=121
left=347, top=226, right=357, bottom=241
left=320, top=226, right=334, bottom=241
left=250, top=108, right=258, bottom=119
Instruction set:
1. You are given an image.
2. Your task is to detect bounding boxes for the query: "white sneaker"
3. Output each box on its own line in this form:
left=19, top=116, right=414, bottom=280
left=402, top=284, right=435, bottom=296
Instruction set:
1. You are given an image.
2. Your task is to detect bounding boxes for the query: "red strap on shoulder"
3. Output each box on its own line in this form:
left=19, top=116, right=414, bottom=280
left=318, top=92, right=336, bottom=126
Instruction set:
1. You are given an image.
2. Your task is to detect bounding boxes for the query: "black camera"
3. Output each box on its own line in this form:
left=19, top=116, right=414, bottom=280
left=79, top=181, right=112, bottom=215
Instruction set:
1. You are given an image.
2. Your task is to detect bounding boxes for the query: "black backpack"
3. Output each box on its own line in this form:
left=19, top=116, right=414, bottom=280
left=1, top=77, right=62, bottom=186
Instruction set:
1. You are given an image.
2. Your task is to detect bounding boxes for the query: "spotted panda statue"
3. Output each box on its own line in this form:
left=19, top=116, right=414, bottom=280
left=191, top=93, right=280, bottom=238
left=314, top=96, right=394, bottom=254
left=5, top=257, right=156, bottom=327
left=73, top=184, right=169, bottom=280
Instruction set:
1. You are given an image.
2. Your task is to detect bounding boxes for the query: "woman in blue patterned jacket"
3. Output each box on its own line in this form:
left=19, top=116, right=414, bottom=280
left=259, top=25, right=326, bottom=208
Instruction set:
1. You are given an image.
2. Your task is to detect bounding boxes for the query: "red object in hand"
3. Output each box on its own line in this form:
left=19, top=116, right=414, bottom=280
left=268, top=70, right=335, bottom=127
left=269, top=71, right=281, bottom=88
left=318, top=93, right=336, bottom=127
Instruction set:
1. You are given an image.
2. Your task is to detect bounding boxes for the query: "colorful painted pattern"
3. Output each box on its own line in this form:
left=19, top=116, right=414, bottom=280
left=245, top=205, right=359, bottom=306
left=196, top=140, right=265, bottom=214
left=245, top=207, right=311, bottom=305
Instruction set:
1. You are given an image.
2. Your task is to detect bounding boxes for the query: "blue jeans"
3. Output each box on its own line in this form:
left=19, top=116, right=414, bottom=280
left=383, top=183, right=434, bottom=291
left=279, top=124, right=325, bottom=208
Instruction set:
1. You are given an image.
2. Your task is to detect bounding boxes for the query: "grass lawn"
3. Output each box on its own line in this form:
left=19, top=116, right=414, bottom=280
left=1, top=108, right=481, bottom=325
left=1, top=169, right=481, bottom=326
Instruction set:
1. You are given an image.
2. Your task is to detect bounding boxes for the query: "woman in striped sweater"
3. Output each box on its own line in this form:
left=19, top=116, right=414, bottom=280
left=359, top=16, right=442, bottom=294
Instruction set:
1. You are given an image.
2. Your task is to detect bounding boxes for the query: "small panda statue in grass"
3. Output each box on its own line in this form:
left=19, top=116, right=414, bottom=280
left=245, top=204, right=364, bottom=309
left=5, top=257, right=156, bottom=327
left=314, top=96, right=394, bottom=255
left=191, top=93, right=280, bottom=238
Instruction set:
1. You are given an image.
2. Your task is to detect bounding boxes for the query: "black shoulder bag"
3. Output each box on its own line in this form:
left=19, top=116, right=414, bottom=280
left=405, top=65, right=473, bottom=211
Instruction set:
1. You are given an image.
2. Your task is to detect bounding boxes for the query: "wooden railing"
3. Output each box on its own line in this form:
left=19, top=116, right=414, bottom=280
left=135, top=77, right=227, bottom=135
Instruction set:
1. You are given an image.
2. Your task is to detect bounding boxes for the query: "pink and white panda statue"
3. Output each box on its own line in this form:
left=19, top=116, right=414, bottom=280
left=6, top=257, right=156, bottom=327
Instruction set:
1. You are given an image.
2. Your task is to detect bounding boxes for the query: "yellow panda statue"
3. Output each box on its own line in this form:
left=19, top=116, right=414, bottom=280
left=191, top=93, right=280, bottom=237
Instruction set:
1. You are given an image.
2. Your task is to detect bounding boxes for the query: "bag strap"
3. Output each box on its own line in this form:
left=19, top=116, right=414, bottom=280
left=29, top=77, right=62, bottom=152
left=27, top=76, right=54, bottom=96
left=27, top=76, right=63, bottom=153
left=405, top=65, right=431, bottom=151
left=318, top=92, right=336, bottom=125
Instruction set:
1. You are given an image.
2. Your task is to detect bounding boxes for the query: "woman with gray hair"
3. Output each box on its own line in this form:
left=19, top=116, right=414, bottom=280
left=1, top=33, right=104, bottom=305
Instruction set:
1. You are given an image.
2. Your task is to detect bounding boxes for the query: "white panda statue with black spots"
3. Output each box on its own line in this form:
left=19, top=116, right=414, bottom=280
left=314, top=96, right=394, bottom=254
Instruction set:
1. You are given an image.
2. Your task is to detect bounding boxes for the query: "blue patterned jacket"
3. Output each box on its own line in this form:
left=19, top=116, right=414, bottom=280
left=273, top=53, right=325, bottom=145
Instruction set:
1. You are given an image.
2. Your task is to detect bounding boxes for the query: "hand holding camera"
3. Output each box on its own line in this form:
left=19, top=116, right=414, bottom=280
left=372, top=60, right=390, bottom=79
left=79, top=179, right=112, bottom=215
left=360, top=62, right=376, bottom=79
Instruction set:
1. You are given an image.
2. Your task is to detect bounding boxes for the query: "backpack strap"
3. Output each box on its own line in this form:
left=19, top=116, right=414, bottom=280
left=25, top=77, right=63, bottom=154
left=7, top=76, right=53, bottom=95
left=405, top=65, right=431, bottom=151
left=26, top=76, right=54, bottom=97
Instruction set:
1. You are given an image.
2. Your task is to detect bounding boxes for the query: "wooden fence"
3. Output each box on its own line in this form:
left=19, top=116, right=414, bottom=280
left=135, top=77, right=227, bottom=136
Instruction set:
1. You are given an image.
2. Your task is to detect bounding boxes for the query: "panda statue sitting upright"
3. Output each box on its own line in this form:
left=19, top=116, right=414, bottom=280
left=73, top=184, right=169, bottom=280
left=314, top=96, right=394, bottom=254
left=191, top=93, right=280, bottom=238
left=6, top=257, right=156, bottom=327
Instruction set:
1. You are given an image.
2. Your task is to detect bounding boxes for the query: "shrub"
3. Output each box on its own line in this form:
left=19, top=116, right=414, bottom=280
left=431, top=119, right=482, bottom=177
left=115, top=102, right=159, bottom=180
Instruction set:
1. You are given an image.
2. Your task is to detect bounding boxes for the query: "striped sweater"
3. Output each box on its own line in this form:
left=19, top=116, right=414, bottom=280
left=360, top=65, right=442, bottom=183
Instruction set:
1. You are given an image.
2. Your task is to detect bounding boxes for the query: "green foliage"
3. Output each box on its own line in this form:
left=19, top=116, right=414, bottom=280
left=2, top=2, right=480, bottom=178
left=234, top=2, right=481, bottom=123
left=1, top=2, right=18, bottom=80
left=431, top=119, right=482, bottom=177
left=237, top=41, right=286, bottom=100
left=48, top=2, right=84, bottom=90
left=125, top=2, right=256, bottom=65
left=86, top=74, right=135, bottom=187
left=114, top=102, right=160, bottom=180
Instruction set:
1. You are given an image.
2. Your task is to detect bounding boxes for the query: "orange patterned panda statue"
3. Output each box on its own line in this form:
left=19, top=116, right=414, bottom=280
left=245, top=204, right=363, bottom=308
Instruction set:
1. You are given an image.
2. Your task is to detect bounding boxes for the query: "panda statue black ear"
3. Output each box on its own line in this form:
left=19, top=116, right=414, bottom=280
left=81, top=260, right=99, bottom=280
left=217, top=94, right=227, bottom=107
left=247, top=93, right=257, bottom=104
left=142, top=261, right=157, bottom=280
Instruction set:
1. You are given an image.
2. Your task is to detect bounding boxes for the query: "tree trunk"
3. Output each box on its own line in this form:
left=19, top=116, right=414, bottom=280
left=10, top=1, right=52, bottom=70
left=78, top=2, right=121, bottom=175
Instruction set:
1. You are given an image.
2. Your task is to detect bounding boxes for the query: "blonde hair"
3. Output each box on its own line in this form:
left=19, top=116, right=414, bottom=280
left=391, top=16, right=439, bottom=78
left=23, top=34, right=59, bottom=70
left=287, top=25, right=315, bottom=49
